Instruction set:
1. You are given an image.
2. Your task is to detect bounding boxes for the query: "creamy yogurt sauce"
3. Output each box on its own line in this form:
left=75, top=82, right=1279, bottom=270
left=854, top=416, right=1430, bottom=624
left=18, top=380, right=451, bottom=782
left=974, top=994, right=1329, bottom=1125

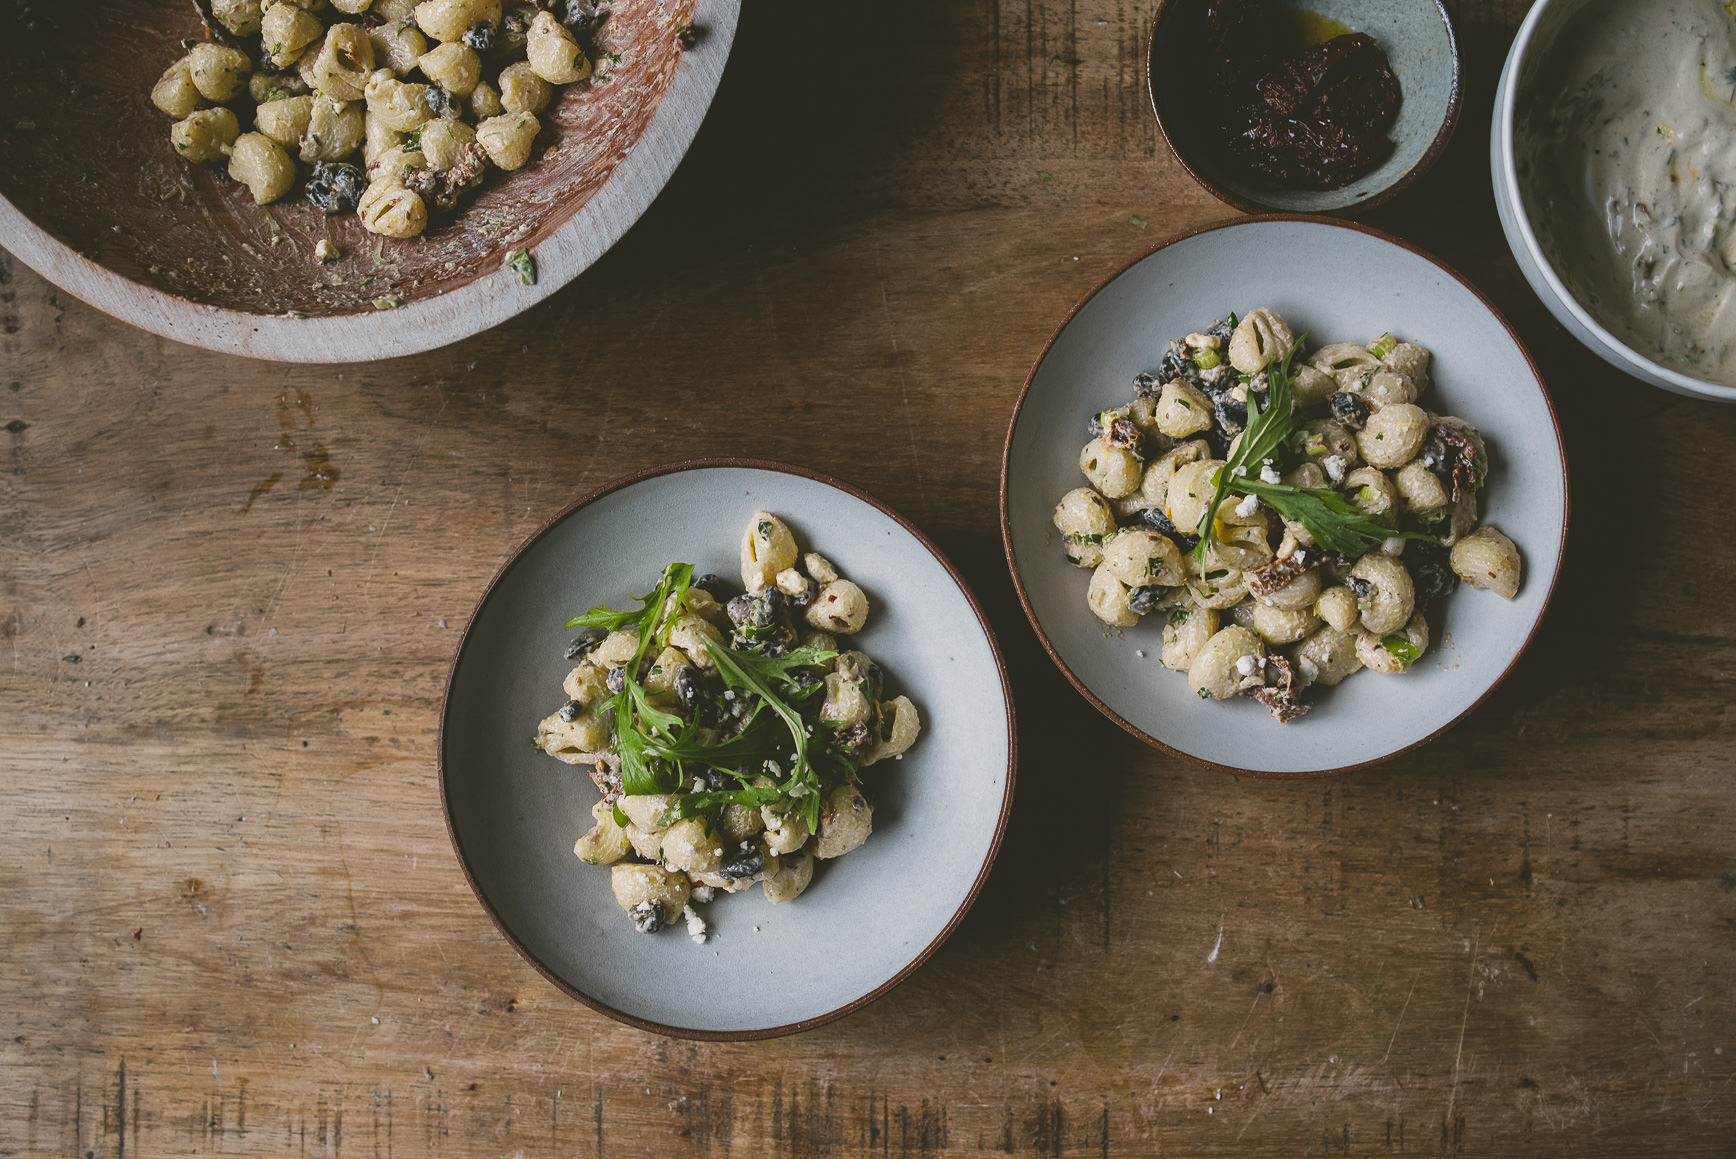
left=1522, top=0, right=1736, bottom=386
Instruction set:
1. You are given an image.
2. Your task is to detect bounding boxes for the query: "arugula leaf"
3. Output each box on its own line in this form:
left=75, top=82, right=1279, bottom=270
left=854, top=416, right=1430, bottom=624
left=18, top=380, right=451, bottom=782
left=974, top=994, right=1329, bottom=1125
left=641, top=706, right=782, bottom=771
left=584, top=563, right=696, bottom=793
left=1194, top=337, right=1305, bottom=563
left=658, top=783, right=786, bottom=827
left=564, top=562, right=694, bottom=634
left=627, top=680, right=683, bottom=740
left=1228, top=477, right=1437, bottom=558
left=610, top=701, right=673, bottom=795
left=715, top=643, right=837, bottom=691
left=704, top=639, right=834, bottom=830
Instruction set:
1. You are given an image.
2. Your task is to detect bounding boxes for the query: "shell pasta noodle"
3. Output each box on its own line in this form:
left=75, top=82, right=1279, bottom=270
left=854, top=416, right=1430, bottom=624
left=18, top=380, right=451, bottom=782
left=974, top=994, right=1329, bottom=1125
left=152, top=0, right=641, bottom=246
left=1050, top=308, right=1524, bottom=723
left=535, top=513, right=922, bottom=941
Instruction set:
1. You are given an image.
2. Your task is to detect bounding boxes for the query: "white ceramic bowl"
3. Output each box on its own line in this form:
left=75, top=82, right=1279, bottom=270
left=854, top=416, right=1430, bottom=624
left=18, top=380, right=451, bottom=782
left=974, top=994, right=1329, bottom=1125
left=1001, top=217, right=1568, bottom=777
left=442, top=461, right=1015, bottom=1038
left=1492, top=0, right=1736, bottom=402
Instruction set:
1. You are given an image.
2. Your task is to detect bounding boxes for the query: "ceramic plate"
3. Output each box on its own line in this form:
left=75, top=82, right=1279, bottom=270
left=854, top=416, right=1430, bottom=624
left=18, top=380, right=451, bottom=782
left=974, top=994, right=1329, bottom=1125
left=1001, top=217, right=1567, bottom=776
left=442, top=461, right=1015, bottom=1037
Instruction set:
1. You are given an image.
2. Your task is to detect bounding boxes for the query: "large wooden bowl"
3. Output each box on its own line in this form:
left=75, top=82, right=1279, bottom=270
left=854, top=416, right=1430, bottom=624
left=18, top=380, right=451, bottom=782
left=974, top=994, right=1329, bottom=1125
left=0, top=0, right=737, bottom=362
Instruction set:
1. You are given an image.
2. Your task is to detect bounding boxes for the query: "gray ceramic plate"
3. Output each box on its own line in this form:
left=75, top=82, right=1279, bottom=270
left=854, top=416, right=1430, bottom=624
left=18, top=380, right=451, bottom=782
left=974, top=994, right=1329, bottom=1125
left=442, top=461, right=1014, bottom=1038
left=1001, top=217, right=1567, bottom=776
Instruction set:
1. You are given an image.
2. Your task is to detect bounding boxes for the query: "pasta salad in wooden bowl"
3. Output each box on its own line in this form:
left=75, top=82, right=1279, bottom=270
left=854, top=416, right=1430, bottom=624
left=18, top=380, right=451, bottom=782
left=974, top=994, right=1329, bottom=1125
left=0, top=0, right=737, bottom=361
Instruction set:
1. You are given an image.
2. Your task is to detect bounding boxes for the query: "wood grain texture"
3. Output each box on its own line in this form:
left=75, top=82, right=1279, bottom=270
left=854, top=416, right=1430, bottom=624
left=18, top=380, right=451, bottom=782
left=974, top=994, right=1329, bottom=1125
left=3, top=0, right=1735, bottom=1154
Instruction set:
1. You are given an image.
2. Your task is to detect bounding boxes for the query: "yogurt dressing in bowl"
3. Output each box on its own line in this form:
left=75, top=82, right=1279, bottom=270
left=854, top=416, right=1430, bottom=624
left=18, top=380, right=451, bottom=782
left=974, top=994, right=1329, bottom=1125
left=1521, top=0, right=1736, bottom=387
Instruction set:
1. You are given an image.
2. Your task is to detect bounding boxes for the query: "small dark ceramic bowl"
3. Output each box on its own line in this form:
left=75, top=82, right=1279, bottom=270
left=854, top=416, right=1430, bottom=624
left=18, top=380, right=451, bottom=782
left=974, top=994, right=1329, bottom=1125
left=1147, top=0, right=1462, bottom=216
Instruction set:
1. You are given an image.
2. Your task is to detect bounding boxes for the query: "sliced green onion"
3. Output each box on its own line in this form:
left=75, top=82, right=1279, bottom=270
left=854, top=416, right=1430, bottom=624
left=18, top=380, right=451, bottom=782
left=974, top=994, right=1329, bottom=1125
left=1192, top=349, right=1221, bottom=370
left=1368, top=332, right=1397, bottom=358
left=509, top=249, right=537, bottom=286
left=1382, top=634, right=1421, bottom=667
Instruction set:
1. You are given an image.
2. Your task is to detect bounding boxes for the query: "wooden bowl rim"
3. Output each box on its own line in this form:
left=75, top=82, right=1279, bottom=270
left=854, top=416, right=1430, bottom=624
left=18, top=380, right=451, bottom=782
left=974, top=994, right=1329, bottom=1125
left=0, top=0, right=739, bottom=364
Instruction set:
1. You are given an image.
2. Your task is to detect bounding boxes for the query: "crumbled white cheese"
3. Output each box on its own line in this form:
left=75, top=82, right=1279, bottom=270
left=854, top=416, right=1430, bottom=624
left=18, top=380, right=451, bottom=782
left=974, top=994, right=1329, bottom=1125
left=1235, top=654, right=1258, bottom=677
left=1291, top=547, right=1306, bottom=565
left=1135, top=649, right=1146, bottom=658
left=1298, top=658, right=1320, bottom=684
left=682, top=904, right=708, bottom=944
left=1231, top=464, right=1249, bottom=477
left=1322, top=454, right=1347, bottom=482
left=1229, top=384, right=1248, bottom=403
left=1234, top=494, right=1258, bottom=518
left=691, top=885, right=716, bottom=903
left=1382, top=537, right=1406, bottom=556
left=1259, top=461, right=1281, bottom=485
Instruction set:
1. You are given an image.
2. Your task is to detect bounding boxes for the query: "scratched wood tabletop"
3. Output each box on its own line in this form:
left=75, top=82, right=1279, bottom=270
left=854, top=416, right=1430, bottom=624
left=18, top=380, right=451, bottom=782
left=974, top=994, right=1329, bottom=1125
left=5, top=0, right=1735, bottom=1155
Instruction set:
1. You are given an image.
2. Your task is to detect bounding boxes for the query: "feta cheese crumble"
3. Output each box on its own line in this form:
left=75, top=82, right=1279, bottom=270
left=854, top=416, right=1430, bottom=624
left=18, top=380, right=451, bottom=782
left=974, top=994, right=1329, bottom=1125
left=682, top=904, right=708, bottom=944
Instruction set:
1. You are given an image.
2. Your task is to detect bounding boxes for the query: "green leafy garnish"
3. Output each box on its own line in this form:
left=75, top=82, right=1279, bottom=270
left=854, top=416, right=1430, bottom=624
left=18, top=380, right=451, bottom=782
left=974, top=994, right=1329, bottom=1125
left=658, top=784, right=786, bottom=828
left=508, top=249, right=537, bottom=286
left=1382, top=633, right=1421, bottom=668
left=703, top=641, right=837, bottom=831
left=1194, top=337, right=1304, bottom=562
left=1192, top=335, right=1433, bottom=561
left=584, top=564, right=694, bottom=796
left=1228, top=478, right=1437, bottom=558
left=564, top=564, right=849, bottom=835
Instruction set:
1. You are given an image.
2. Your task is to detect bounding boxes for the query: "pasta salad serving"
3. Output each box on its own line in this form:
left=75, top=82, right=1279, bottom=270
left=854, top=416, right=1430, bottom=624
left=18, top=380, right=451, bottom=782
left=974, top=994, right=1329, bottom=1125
left=1052, top=307, right=1523, bottom=723
left=152, top=0, right=638, bottom=240
left=534, top=513, right=922, bottom=942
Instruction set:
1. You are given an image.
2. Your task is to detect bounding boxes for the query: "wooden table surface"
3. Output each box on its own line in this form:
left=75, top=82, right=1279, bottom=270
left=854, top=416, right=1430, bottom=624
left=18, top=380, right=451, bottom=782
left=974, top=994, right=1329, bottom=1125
left=6, top=1, right=1735, bottom=1154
